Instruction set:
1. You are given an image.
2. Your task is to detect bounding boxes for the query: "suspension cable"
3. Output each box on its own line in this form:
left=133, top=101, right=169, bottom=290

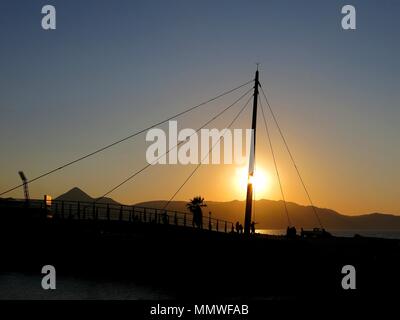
left=259, top=83, right=323, bottom=228
left=0, top=79, right=253, bottom=197
left=162, top=94, right=253, bottom=210
left=258, top=95, right=291, bottom=227
left=96, top=89, right=254, bottom=201
left=253, top=159, right=257, bottom=224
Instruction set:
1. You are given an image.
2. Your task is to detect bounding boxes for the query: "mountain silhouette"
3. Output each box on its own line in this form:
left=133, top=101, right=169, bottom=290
left=135, top=200, right=400, bottom=230
left=55, top=187, right=120, bottom=205
left=55, top=188, right=400, bottom=229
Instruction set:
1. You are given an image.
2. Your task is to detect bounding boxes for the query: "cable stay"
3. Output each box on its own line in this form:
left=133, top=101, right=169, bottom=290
left=0, top=79, right=253, bottom=197
left=259, top=81, right=323, bottom=228
left=252, top=157, right=257, bottom=224
left=96, top=88, right=254, bottom=201
left=162, top=94, right=253, bottom=210
left=258, top=95, right=291, bottom=227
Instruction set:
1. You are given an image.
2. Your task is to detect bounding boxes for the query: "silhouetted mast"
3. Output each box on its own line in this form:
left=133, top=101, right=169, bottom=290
left=244, top=69, right=259, bottom=235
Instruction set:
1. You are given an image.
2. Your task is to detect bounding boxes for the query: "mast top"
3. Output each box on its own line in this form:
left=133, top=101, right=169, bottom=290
left=254, top=67, right=259, bottom=88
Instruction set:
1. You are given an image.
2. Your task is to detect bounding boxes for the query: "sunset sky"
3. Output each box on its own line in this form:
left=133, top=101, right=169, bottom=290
left=0, top=0, right=399, bottom=215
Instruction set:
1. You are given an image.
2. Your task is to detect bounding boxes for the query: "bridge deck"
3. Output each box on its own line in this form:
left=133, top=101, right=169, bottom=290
left=0, top=198, right=235, bottom=233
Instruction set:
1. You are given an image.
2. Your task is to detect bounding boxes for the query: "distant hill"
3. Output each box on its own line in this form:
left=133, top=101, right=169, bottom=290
left=134, top=199, right=400, bottom=230
left=55, top=187, right=400, bottom=230
left=55, top=187, right=120, bottom=205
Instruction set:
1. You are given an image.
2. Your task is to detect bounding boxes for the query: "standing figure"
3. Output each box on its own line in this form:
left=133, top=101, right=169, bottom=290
left=250, top=221, right=256, bottom=234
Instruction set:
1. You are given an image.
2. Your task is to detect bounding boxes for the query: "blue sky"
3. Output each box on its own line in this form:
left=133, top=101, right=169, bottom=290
left=0, top=0, right=399, bottom=215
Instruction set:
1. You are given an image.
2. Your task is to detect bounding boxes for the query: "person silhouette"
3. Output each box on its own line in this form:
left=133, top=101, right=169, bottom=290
left=286, top=226, right=297, bottom=238
left=162, top=211, right=169, bottom=225
left=250, top=221, right=256, bottom=234
left=235, top=221, right=240, bottom=233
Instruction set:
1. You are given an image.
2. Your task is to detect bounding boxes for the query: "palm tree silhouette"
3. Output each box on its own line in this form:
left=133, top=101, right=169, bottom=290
left=186, top=196, right=207, bottom=229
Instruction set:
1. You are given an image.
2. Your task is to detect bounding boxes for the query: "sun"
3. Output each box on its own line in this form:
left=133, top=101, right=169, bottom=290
left=235, top=166, right=271, bottom=199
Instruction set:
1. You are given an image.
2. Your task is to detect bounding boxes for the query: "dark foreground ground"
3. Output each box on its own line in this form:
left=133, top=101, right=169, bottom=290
left=1, top=208, right=400, bottom=300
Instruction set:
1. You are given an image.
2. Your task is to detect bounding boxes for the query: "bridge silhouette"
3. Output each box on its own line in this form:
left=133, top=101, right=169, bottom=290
left=2, top=198, right=235, bottom=234
left=0, top=69, right=323, bottom=233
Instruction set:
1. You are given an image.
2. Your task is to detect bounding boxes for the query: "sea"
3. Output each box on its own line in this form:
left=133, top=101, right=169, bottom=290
left=2, top=229, right=399, bottom=299
left=0, top=272, right=172, bottom=300
left=257, top=229, right=400, bottom=239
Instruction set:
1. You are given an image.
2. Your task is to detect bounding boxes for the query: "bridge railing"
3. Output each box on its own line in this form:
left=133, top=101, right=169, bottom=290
left=2, top=198, right=234, bottom=233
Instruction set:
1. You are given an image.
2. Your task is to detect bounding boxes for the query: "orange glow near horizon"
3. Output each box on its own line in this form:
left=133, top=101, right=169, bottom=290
left=235, top=166, right=271, bottom=200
